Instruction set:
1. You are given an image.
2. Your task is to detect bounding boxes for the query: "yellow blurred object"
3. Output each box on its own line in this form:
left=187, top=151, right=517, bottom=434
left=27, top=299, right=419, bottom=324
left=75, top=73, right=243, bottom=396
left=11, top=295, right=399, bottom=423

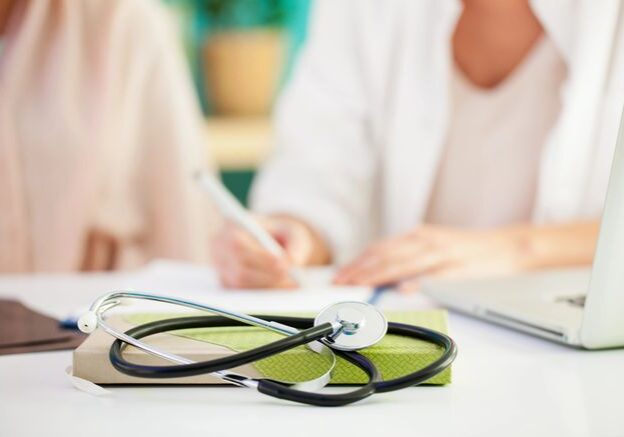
left=206, top=116, right=273, bottom=170
left=202, top=30, right=286, bottom=116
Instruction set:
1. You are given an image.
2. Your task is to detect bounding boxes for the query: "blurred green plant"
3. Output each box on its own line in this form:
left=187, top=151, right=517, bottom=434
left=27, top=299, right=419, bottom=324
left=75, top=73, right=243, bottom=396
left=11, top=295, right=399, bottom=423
left=202, top=0, right=287, bottom=31
left=161, top=0, right=310, bottom=114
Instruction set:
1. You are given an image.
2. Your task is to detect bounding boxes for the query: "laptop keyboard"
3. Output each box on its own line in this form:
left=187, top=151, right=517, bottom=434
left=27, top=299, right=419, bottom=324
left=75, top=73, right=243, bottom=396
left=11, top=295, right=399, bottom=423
left=556, top=295, right=586, bottom=308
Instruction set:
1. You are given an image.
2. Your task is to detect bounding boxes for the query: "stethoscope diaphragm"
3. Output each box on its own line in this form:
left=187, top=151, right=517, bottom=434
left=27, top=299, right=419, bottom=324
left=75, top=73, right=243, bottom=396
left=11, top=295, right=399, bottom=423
left=314, top=301, right=388, bottom=351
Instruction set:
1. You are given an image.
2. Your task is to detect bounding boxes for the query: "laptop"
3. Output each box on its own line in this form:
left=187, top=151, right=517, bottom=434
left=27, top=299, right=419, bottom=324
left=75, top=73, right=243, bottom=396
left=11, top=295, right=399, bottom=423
left=423, top=107, right=624, bottom=349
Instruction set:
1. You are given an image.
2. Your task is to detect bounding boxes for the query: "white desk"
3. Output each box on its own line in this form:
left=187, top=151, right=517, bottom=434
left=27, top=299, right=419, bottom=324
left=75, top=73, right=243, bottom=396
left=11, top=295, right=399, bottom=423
left=1, top=264, right=623, bottom=437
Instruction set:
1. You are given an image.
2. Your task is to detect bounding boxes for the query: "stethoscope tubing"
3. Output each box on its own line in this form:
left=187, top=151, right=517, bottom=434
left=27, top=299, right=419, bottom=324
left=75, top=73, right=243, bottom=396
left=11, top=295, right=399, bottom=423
left=110, top=315, right=381, bottom=406
left=108, top=314, right=457, bottom=406
left=109, top=317, right=335, bottom=379
left=84, top=291, right=340, bottom=390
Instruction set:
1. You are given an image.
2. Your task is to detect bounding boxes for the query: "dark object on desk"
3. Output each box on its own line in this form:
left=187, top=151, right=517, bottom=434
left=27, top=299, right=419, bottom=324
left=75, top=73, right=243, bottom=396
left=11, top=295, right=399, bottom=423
left=0, top=299, right=85, bottom=355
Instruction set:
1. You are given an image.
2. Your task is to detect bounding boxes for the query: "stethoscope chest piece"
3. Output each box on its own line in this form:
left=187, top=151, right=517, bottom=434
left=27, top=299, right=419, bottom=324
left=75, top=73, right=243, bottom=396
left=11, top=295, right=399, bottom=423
left=314, top=301, right=388, bottom=351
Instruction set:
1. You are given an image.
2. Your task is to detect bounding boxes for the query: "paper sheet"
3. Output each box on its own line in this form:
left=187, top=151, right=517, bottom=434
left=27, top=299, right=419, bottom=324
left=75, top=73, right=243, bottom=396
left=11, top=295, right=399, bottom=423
left=118, top=261, right=447, bottom=313
left=68, top=260, right=373, bottom=318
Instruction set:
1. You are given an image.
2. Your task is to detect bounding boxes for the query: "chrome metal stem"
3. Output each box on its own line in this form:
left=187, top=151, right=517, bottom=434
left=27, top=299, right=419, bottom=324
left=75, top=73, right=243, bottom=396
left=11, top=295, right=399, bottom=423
left=89, top=291, right=335, bottom=391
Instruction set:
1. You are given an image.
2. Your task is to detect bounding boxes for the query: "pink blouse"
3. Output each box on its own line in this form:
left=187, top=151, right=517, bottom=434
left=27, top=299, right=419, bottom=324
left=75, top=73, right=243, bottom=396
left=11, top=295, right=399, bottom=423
left=0, top=0, right=216, bottom=272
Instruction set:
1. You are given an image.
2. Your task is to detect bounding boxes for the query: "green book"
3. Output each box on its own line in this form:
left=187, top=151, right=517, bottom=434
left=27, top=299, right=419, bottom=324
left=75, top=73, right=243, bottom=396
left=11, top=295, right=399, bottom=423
left=126, top=309, right=452, bottom=385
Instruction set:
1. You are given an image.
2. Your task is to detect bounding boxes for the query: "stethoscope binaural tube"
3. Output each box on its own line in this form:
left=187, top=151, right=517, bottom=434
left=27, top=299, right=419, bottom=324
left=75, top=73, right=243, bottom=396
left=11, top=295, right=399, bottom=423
left=109, top=316, right=335, bottom=379
left=80, top=291, right=347, bottom=391
left=109, top=315, right=381, bottom=407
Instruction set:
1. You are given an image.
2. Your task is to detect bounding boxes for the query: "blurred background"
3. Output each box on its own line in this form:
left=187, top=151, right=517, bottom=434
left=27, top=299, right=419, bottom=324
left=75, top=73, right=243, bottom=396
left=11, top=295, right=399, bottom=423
left=3, top=0, right=616, bottom=278
left=162, top=0, right=311, bottom=205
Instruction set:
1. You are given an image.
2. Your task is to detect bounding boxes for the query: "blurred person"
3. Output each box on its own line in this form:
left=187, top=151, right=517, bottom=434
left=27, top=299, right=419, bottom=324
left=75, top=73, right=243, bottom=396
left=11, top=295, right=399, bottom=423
left=0, top=0, right=216, bottom=272
left=213, top=0, right=624, bottom=289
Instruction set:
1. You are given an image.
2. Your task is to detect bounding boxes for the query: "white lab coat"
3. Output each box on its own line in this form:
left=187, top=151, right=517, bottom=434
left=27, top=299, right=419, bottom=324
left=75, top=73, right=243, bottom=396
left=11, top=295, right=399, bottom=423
left=252, top=0, right=624, bottom=263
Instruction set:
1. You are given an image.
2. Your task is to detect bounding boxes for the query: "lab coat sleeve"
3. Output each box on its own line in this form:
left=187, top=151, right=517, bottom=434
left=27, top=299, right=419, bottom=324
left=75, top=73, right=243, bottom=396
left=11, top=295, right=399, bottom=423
left=250, top=0, right=375, bottom=264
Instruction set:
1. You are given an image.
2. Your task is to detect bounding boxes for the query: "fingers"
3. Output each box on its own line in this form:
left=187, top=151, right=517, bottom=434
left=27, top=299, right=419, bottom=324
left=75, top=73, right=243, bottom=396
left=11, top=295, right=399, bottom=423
left=212, top=221, right=294, bottom=289
left=258, top=216, right=316, bottom=266
left=334, top=228, right=458, bottom=286
left=338, top=250, right=449, bottom=286
left=397, top=278, right=421, bottom=293
left=334, top=240, right=415, bottom=284
left=282, top=226, right=313, bottom=266
left=218, top=263, right=296, bottom=289
left=335, top=236, right=430, bottom=284
left=235, top=233, right=287, bottom=272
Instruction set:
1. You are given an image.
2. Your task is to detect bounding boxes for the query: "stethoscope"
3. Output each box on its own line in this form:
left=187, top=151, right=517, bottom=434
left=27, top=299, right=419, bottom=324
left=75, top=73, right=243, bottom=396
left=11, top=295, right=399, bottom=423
left=79, top=291, right=457, bottom=407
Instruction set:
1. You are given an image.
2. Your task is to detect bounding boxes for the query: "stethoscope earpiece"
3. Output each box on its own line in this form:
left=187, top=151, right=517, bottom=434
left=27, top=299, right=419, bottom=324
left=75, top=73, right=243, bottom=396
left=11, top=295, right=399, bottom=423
left=77, top=311, right=98, bottom=333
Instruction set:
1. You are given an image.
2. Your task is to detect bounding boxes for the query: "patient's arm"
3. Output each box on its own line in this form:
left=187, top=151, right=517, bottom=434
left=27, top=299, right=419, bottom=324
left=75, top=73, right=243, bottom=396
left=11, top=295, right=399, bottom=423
left=334, top=221, right=600, bottom=291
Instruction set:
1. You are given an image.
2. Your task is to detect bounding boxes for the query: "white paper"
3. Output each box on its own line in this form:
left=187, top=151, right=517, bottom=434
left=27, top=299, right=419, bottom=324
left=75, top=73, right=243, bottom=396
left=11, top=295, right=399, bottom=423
left=65, top=366, right=111, bottom=396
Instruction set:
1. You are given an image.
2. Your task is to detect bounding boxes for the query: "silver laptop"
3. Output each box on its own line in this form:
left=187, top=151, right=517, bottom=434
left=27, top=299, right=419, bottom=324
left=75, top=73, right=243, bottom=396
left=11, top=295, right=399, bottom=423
left=423, top=107, right=624, bottom=349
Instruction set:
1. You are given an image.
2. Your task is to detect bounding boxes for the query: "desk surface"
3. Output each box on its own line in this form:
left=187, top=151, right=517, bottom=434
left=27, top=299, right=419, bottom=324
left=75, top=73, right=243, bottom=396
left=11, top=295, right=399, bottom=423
left=1, top=263, right=623, bottom=437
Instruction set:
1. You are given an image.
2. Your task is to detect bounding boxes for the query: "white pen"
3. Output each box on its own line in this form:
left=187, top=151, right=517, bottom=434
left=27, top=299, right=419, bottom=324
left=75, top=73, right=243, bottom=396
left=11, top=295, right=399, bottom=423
left=194, top=171, right=301, bottom=286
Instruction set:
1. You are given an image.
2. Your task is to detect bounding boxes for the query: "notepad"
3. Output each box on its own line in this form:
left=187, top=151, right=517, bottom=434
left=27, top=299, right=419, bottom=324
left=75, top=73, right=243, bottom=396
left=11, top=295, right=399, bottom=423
left=73, top=310, right=452, bottom=385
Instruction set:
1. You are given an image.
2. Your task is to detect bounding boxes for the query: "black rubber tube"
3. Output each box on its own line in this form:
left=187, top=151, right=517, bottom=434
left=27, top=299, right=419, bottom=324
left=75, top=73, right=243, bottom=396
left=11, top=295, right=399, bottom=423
left=256, top=351, right=380, bottom=407
left=269, top=317, right=458, bottom=392
left=109, top=315, right=380, bottom=406
left=110, top=316, right=334, bottom=378
left=108, top=314, right=457, bottom=406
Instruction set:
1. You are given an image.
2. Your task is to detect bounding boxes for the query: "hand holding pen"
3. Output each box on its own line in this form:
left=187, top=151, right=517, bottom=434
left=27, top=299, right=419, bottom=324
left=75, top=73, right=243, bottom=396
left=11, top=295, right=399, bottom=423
left=195, top=172, right=330, bottom=289
left=212, top=217, right=311, bottom=288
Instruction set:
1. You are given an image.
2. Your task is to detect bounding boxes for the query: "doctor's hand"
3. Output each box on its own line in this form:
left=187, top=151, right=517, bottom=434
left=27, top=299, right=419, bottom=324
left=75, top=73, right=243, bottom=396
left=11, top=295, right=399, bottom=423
left=212, top=215, right=332, bottom=289
left=333, top=225, right=533, bottom=292
left=333, top=222, right=599, bottom=291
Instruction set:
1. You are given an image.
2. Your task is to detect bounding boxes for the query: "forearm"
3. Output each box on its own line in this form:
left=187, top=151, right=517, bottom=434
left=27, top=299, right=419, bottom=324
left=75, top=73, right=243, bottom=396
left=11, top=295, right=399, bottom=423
left=516, top=220, right=600, bottom=270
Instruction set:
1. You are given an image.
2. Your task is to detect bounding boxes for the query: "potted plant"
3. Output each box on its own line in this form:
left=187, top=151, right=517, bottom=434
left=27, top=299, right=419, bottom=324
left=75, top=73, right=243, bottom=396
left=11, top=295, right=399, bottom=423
left=201, top=0, right=288, bottom=116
